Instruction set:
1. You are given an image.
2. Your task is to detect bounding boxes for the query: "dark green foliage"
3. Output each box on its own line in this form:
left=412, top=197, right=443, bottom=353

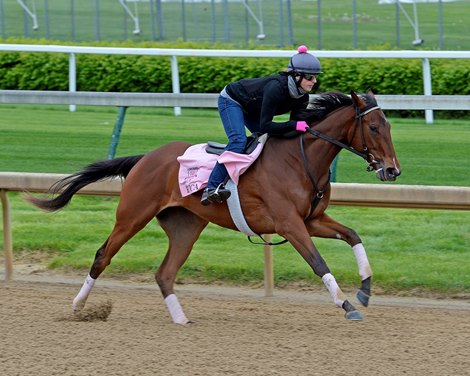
left=432, top=60, right=470, bottom=94
left=0, top=52, right=70, bottom=90
left=319, top=58, right=425, bottom=94
left=76, top=55, right=173, bottom=92
left=1, top=40, right=469, bottom=118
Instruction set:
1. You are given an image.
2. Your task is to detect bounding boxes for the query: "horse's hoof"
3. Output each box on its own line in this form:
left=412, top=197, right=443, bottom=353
left=345, top=310, right=364, bottom=321
left=174, top=319, right=194, bottom=325
left=357, top=289, right=370, bottom=307
left=72, top=299, right=85, bottom=312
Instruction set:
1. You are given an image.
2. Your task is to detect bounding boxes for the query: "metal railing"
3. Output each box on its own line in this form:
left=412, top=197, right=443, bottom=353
left=1, top=90, right=470, bottom=111
left=1, top=44, right=470, bottom=122
left=1, top=90, right=468, bottom=160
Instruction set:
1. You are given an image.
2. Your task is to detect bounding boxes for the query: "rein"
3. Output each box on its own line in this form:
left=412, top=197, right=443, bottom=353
left=306, top=128, right=368, bottom=159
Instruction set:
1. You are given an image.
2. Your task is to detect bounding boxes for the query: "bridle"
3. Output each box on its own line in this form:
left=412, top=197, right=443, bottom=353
left=306, top=104, right=381, bottom=166
left=300, top=103, right=382, bottom=217
left=350, top=104, right=382, bottom=171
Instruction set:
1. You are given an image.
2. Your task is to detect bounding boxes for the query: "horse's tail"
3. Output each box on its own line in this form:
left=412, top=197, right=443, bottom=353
left=26, top=155, right=144, bottom=212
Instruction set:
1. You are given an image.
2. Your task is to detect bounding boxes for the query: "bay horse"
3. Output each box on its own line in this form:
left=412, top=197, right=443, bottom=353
left=28, top=90, right=401, bottom=323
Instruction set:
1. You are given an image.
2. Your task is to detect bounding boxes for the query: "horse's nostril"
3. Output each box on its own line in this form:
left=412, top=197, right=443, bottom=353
left=386, top=167, right=400, bottom=179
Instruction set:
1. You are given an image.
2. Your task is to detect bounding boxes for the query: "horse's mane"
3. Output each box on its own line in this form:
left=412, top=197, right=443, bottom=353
left=294, top=90, right=376, bottom=125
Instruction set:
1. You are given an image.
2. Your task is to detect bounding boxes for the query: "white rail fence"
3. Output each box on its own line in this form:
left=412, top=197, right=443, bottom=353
left=2, top=172, right=470, bottom=292
left=1, top=44, right=470, bottom=123
left=1, top=90, right=470, bottom=112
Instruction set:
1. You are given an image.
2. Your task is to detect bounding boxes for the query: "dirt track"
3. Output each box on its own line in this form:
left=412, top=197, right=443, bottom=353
left=1, top=273, right=470, bottom=376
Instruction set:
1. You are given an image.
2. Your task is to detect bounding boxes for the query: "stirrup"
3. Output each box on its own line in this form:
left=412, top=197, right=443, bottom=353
left=200, top=185, right=231, bottom=206
left=213, top=184, right=231, bottom=203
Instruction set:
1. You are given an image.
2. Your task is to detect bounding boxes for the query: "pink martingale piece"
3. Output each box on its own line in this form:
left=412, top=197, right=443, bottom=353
left=177, top=142, right=265, bottom=197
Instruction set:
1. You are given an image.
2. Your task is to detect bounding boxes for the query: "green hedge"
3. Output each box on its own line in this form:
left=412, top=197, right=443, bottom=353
left=1, top=39, right=469, bottom=117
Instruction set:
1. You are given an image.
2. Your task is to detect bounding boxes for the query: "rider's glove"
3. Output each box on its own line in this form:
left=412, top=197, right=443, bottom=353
left=296, top=121, right=309, bottom=132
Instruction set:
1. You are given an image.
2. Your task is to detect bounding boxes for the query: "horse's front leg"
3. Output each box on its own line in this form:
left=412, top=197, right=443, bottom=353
left=277, top=220, right=363, bottom=321
left=306, top=213, right=372, bottom=307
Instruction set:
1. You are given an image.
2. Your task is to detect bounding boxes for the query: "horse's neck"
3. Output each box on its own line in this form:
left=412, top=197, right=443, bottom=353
left=308, top=106, right=356, bottom=170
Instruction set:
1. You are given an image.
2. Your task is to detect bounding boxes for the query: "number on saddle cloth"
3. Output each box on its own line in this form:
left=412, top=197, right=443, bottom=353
left=205, top=133, right=261, bottom=156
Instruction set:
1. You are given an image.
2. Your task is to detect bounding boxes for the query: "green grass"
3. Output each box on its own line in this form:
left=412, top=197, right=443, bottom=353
left=2, top=104, right=469, bottom=186
left=1, top=0, right=470, bottom=50
left=1, top=104, right=469, bottom=295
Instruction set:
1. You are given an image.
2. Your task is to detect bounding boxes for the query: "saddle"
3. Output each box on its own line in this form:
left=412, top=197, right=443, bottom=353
left=205, top=133, right=261, bottom=156
left=177, top=133, right=268, bottom=238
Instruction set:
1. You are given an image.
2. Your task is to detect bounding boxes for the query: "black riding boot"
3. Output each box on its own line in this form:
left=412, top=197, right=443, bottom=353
left=201, top=184, right=231, bottom=206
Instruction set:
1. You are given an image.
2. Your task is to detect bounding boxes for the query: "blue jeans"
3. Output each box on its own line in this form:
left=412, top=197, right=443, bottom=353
left=207, top=95, right=258, bottom=189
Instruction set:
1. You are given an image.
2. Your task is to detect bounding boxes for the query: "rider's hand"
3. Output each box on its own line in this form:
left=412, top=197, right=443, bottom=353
left=296, top=121, right=309, bottom=132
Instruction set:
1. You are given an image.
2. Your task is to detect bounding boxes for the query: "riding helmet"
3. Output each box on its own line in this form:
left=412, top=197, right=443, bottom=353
left=288, top=45, right=322, bottom=74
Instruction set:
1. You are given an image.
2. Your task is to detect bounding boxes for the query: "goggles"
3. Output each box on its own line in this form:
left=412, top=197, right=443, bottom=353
left=302, top=73, right=318, bottom=82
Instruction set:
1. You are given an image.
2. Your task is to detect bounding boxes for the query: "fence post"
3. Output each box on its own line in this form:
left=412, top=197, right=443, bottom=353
left=422, top=58, right=433, bottom=124
left=1, top=190, right=13, bottom=281
left=171, top=55, right=182, bottom=116
left=69, top=52, right=76, bottom=112
left=263, top=234, right=274, bottom=297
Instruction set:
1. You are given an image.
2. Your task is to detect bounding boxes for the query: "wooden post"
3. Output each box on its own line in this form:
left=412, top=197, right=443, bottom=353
left=263, top=234, right=274, bottom=297
left=1, top=190, right=13, bottom=281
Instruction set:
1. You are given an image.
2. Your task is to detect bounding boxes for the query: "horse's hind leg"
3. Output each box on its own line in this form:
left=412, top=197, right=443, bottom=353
left=72, top=239, right=107, bottom=312
left=155, top=207, right=208, bottom=324
left=72, top=197, right=161, bottom=312
left=306, top=213, right=372, bottom=307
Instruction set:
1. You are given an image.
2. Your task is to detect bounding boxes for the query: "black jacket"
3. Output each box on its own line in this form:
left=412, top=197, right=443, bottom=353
left=225, top=72, right=309, bottom=135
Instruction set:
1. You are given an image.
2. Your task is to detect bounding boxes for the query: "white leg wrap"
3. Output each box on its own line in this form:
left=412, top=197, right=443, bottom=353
left=164, top=294, right=189, bottom=325
left=352, top=243, right=373, bottom=280
left=322, top=273, right=346, bottom=307
left=72, top=274, right=96, bottom=311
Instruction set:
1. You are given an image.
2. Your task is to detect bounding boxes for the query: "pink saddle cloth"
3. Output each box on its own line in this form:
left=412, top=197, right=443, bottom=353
left=177, top=141, right=265, bottom=197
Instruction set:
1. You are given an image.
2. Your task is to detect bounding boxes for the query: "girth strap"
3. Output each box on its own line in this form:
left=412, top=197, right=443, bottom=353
left=225, top=180, right=288, bottom=246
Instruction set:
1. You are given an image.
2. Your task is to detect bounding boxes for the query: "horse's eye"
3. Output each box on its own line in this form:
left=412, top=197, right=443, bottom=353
left=369, top=125, right=378, bottom=133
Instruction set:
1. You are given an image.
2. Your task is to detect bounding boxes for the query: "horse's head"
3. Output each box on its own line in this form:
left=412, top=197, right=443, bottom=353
left=349, top=90, right=401, bottom=182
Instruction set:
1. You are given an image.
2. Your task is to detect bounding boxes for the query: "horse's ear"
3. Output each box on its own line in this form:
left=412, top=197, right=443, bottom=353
left=366, top=87, right=376, bottom=99
left=350, top=90, right=365, bottom=107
